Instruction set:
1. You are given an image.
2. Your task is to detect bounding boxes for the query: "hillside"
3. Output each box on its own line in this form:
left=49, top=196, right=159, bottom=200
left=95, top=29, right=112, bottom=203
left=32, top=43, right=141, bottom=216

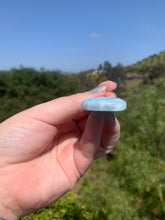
left=125, top=50, right=165, bottom=74
left=82, top=51, right=165, bottom=82
left=0, top=59, right=165, bottom=219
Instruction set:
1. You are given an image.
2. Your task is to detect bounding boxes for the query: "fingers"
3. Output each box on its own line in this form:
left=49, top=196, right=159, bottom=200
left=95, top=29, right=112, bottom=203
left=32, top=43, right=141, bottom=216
left=95, top=113, right=120, bottom=159
left=105, top=92, right=117, bottom=97
left=102, top=112, right=120, bottom=149
left=74, top=112, right=105, bottom=175
left=74, top=91, right=117, bottom=123
left=21, top=81, right=117, bottom=125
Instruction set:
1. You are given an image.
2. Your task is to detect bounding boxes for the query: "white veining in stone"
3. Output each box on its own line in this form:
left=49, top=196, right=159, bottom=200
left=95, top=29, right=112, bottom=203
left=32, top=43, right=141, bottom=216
left=81, top=97, right=127, bottom=111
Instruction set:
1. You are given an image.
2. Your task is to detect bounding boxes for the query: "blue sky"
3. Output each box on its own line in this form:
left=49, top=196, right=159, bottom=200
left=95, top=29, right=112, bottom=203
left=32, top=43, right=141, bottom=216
left=0, top=0, right=165, bottom=72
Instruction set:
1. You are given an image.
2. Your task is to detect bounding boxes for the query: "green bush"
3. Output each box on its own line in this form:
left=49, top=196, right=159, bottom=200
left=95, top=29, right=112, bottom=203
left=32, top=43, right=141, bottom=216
left=1, top=68, right=165, bottom=219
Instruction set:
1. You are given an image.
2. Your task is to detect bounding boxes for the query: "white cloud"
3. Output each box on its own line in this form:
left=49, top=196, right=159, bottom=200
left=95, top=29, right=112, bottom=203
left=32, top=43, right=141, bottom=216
left=90, top=33, right=101, bottom=38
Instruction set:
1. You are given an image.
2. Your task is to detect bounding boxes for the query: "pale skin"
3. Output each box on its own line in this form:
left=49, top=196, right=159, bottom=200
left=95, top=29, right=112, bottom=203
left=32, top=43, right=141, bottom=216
left=0, top=81, right=120, bottom=220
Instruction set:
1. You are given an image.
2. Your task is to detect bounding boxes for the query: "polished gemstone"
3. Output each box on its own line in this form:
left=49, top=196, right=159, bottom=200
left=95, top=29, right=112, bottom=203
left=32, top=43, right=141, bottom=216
left=81, top=97, right=127, bottom=111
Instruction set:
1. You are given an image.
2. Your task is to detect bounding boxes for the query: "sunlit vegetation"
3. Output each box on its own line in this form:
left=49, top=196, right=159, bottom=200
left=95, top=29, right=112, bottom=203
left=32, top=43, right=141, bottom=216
left=1, top=51, right=165, bottom=219
left=125, top=50, right=165, bottom=75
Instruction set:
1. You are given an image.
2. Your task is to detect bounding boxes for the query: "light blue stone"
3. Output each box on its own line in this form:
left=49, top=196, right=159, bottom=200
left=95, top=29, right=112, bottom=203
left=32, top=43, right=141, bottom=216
left=81, top=97, right=127, bottom=112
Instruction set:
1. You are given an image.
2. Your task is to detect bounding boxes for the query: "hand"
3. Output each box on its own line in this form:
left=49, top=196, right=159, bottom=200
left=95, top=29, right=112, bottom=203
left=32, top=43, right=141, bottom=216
left=0, top=81, right=120, bottom=220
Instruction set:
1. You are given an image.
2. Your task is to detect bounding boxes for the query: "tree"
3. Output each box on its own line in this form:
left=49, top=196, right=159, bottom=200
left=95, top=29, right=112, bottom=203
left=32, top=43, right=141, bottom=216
left=112, top=63, right=125, bottom=83
left=103, top=61, right=112, bottom=79
left=98, top=64, right=103, bottom=71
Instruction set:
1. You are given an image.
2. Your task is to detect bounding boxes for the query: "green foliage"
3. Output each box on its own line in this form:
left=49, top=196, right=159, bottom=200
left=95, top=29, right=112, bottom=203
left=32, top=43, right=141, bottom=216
left=0, top=68, right=80, bottom=122
left=120, top=78, right=165, bottom=158
left=96, top=61, right=125, bottom=84
left=125, top=50, right=165, bottom=75
left=1, top=66, right=165, bottom=219
left=76, top=61, right=126, bottom=96
left=24, top=192, right=94, bottom=220
left=143, top=64, right=165, bottom=83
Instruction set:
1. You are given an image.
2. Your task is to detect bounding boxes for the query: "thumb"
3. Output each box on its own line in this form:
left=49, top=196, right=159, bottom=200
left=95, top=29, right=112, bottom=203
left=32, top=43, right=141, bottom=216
left=21, top=81, right=117, bottom=125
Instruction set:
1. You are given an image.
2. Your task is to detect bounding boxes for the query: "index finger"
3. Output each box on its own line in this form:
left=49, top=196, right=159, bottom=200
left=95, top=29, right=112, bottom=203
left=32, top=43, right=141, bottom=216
left=23, top=81, right=117, bottom=125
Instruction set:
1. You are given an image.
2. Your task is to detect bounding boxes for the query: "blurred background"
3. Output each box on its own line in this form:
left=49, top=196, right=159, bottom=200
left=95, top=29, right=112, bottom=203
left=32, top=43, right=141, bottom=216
left=0, top=0, right=165, bottom=219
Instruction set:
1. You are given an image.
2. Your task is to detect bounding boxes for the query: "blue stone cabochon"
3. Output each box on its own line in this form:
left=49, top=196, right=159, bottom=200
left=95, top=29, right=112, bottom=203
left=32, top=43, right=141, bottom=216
left=81, top=97, right=127, bottom=112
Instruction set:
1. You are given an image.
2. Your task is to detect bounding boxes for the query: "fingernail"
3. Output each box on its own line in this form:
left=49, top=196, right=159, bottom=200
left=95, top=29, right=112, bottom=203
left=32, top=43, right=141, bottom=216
left=106, top=146, right=114, bottom=150
left=105, top=149, right=113, bottom=154
left=105, top=146, right=114, bottom=154
left=90, top=84, right=106, bottom=94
